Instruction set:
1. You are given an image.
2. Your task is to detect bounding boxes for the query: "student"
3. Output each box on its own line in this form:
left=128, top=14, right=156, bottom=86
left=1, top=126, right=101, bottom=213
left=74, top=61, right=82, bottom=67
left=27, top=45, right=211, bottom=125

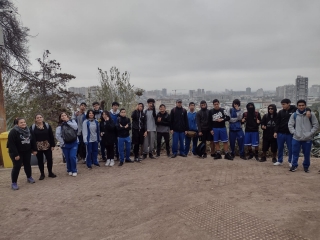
left=131, top=103, right=146, bottom=162
left=116, top=108, right=132, bottom=166
left=208, top=99, right=233, bottom=160
left=196, top=100, right=215, bottom=158
left=82, top=110, right=101, bottom=169
left=92, top=101, right=105, bottom=161
left=30, top=114, right=56, bottom=180
left=143, top=98, right=157, bottom=159
left=288, top=100, right=319, bottom=172
left=7, top=118, right=37, bottom=190
left=242, top=102, right=261, bottom=160
left=110, top=102, right=120, bottom=160
left=100, top=111, right=116, bottom=167
left=260, top=104, right=277, bottom=162
left=229, top=99, right=246, bottom=160
left=185, top=102, right=198, bottom=155
left=156, top=104, right=171, bottom=157
left=273, top=99, right=311, bottom=167
left=170, top=99, right=189, bottom=158
left=73, top=102, right=87, bottom=163
left=56, top=112, right=78, bottom=176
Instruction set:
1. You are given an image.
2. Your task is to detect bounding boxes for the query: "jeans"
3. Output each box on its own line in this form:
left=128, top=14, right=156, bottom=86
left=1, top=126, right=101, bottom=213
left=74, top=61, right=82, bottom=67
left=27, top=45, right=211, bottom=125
left=157, top=132, right=170, bottom=155
left=172, top=131, right=185, bottom=155
left=36, top=149, right=53, bottom=175
left=86, top=142, right=99, bottom=167
left=10, top=151, right=32, bottom=183
left=229, top=130, right=245, bottom=156
left=277, top=133, right=293, bottom=163
left=184, top=134, right=198, bottom=155
left=291, top=138, right=312, bottom=169
left=62, top=141, right=78, bottom=173
left=118, top=137, right=131, bottom=163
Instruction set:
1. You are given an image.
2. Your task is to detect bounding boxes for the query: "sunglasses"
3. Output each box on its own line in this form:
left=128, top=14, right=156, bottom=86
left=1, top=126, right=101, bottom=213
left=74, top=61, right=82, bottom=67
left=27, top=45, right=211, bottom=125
left=268, top=108, right=274, bottom=110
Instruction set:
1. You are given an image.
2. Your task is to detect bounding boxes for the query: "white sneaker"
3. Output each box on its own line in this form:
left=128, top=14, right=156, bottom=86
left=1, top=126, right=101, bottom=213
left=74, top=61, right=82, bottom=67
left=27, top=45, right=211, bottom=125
left=273, top=162, right=283, bottom=166
left=68, top=172, right=72, bottom=176
left=289, top=162, right=292, bottom=168
left=72, top=172, right=77, bottom=177
left=105, top=159, right=111, bottom=166
left=110, top=159, right=115, bottom=167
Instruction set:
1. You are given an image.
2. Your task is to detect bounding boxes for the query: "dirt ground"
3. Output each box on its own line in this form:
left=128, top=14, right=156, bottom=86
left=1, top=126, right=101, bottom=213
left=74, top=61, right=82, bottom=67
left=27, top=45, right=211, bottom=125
left=0, top=148, right=320, bottom=240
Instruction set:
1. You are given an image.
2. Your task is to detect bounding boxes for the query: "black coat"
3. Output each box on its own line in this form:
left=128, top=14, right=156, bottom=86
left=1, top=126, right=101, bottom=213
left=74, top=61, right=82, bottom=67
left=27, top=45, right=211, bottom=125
left=100, top=119, right=117, bottom=145
left=131, top=110, right=146, bottom=131
left=7, top=128, right=37, bottom=157
left=155, top=112, right=171, bottom=127
left=116, top=117, right=132, bottom=138
left=170, top=107, right=188, bottom=132
left=30, top=122, right=56, bottom=148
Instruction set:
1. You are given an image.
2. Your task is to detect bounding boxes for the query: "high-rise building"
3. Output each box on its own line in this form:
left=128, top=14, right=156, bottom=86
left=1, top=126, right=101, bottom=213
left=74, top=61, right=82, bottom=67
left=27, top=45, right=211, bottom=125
left=295, top=75, right=308, bottom=103
left=246, top=87, right=251, bottom=95
left=256, top=88, right=264, bottom=97
left=197, top=89, right=201, bottom=95
left=189, top=90, right=194, bottom=98
left=162, top=88, right=167, bottom=96
left=201, top=89, right=205, bottom=94
left=309, top=85, right=320, bottom=97
left=284, top=85, right=295, bottom=101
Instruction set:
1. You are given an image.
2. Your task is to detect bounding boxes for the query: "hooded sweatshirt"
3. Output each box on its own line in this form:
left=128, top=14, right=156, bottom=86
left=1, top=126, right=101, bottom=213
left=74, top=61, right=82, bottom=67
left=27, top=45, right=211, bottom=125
left=243, top=102, right=261, bottom=132
left=82, top=119, right=100, bottom=143
left=261, top=104, right=277, bottom=139
left=116, top=116, right=132, bottom=138
left=109, top=109, right=120, bottom=123
left=170, top=107, right=189, bottom=132
left=229, top=107, right=244, bottom=131
left=156, top=111, right=171, bottom=133
left=288, top=110, right=319, bottom=141
left=7, top=126, right=37, bottom=156
left=131, top=108, right=146, bottom=131
left=196, top=106, right=210, bottom=132
left=187, top=110, right=198, bottom=131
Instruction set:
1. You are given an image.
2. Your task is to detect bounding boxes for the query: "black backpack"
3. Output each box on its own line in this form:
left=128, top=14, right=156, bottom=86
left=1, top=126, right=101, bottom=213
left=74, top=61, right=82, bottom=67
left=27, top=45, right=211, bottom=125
left=61, top=124, right=77, bottom=143
left=195, top=140, right=206, bottom=157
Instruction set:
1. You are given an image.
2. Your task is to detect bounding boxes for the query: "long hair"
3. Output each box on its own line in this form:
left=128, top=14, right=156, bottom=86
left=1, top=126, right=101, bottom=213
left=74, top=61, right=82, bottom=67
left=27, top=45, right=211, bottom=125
left=85, top=109, right=95, bottom=119
left=100, top=110, right=111, bottom=122
left=34, top=113, right=44, bottom=123
left=58, top=112, right=68, bottom=126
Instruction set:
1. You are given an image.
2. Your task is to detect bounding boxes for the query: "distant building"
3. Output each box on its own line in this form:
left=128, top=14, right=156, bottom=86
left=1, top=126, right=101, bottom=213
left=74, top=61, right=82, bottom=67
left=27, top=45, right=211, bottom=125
left=201, top=89, right=205, bottom=94
left=68, top=87, right=87, bottom=97
left=246, top=87, right=251, bottom=95
left=189, top=90, right=194, bottom=98
left=162, top=88, right=167, bottom=96
left=197, top=89, right=201, bottom=96
left=256, top=88, right=264, bottom=97
left=295, top=75, right=308, bottom=103
left=309, top=85, right=320, bottom=97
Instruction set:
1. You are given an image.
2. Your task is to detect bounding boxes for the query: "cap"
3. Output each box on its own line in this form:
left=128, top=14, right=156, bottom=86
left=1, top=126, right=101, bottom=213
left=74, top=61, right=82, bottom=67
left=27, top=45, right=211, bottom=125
left=176, top=99, right=182, bottom=103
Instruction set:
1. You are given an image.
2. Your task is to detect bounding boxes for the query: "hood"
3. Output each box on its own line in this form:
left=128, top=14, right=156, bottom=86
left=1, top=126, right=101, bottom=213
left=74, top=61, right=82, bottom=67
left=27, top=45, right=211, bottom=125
left=109, top=109, right=120, bottom=115
left=246, top=102, right=255, bottom=112
left=268, top=104, right=277, bottom=113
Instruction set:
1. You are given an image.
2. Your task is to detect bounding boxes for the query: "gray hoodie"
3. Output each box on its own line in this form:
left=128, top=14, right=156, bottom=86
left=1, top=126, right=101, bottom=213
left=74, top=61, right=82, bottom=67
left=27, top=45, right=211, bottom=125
left=288, top=110, right=319, bottom=141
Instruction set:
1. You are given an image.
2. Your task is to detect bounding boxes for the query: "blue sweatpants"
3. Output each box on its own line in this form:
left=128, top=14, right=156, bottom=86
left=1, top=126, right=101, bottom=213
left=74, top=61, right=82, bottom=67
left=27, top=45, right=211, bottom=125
left=118, top=137, right=131, bottom=163
left=172, top=132, right=185, bottom=155
left=277, top=133, right=293, bottom=163
left=62, top=141, right=78, bottom=173
left=86, top=142, right=99, bottom=168
left=229, top=130, right=245, bottom=156
left=185, top=134, right=198, bottom=155
left=291, top=138, right=312, bottom=169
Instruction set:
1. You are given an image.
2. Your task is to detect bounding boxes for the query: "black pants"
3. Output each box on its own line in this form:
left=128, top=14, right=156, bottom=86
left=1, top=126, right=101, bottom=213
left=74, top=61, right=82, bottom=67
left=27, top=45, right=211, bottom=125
left=77, top=133, right=86, bottom=159
left=37, top=149, right=53, bottom=175
left=105, top=144, right=115, bottom=159
left=10, top=151, right=32, bottom=183
left=262, top=137, right=277, bottom=153
left=157, top=132, right=170, bottom=155
left=133, top=129, right=144, bottom=158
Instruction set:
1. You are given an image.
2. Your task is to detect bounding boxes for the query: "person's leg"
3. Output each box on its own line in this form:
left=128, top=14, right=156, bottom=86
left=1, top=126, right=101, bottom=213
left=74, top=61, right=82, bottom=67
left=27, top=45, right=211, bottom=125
left=164, top=132, right=170, bottom=155
left=21, top=151, right=32, bottom=179
left=286, top=134, right=293, bottom=164
left=143, top=132, right=150, bottom=155
left=291, top=139, right=301, bottom=169
left=301, top=140, right=312, bottom=170
left=118, top=138, right=125, bottom=162
left=253, top=132, right=259, bottom=160
left=92, top=142, right=99, bottom=165
left=156, top=132, right=162, bottom=156
left=10, top=154, right=22, bottom=183
left=134, top=144, right=140, bottom=158
left=237, top=130, right=245, bottom=157
left=125, top=137, right=131, bottom=160
left=69, top=142, right=78, bottom=173
left=229, top=131, right=236, bottom=156
left=192, top=135, right=198, bottom=155
left=172, top=132, right=179, bottom=155
left=42, top=149, right=54, bottom=175
left=220, top=128, right=229, bottom=154
left=62, top=147, right=71, bottom=173
left=179, top=132, right=186, bottom=155
left=210, top=141, right=215, bottom=154
left=79, top=134, right=86, bottom=160
left=270, top=138, right=278, bottom=161
left=149, top=131, right=156, bottom=154
left=86, top=142, right=93, bottom=168
left=277, top=133, right=285, bottom=163
left=100, top=143, right=106, bottom=160
left=184, top=135, right=191, bottom=155
left=36, top=151, right=45, bottom=176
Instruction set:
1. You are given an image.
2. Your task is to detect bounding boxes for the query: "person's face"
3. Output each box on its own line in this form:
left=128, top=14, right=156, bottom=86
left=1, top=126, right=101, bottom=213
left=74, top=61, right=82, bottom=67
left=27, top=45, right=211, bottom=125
left=61, top=113, right=68, bottom=121
left=148, top=102, right=154, bottom=108
left=200, top=103, right=207, bottom=109
left=213, top=102, right=220, bottom=110
left=17, top=119, right=27, bottom=128
left=35, top=115, right=43, bottom=124
left=159, top=106, right=166, bottom=113
left=112, top=105, right=119, bottom=111
left=93, top=104, right=99, bottom=110
left=268, top=107, right=274, bottom=114
left=297, top=102, right=306, bottom=112
left=233, top=104, right=239, bottom=108
left=80, top=104, right=86, bottom=111
left=102, top=112, right=108, bottom=120
left=176, top=102, right=182, bottom=107
left=189, top=104, right=195, bottom=111
left=248, top=105, right=254, bottom=109
left=88, top=111, right=94, bottom=119
left=138, top=104, right=143, bottom=111
left=281, top=103, right=290, bottom=110
left=120, top=110, right=126, bottom=117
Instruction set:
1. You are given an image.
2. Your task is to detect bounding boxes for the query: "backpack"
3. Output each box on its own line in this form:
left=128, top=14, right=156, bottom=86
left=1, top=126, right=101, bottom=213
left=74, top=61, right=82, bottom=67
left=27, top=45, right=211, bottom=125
left=31, top=122, right=49, bottom=131
left=61, top=123, right=77, bottom=143
left=195, top=141, right=206, bottom=157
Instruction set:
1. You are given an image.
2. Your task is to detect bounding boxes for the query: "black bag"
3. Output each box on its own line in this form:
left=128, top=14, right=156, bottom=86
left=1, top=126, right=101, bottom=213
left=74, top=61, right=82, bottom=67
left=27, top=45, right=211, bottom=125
left=61, top=124, right=77, bottom=143
left=195, top=141, right=206, bottom=157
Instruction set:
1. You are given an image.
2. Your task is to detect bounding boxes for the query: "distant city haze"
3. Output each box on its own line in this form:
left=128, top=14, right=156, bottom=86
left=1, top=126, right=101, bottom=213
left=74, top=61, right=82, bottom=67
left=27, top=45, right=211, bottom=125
left=16, top=0, right=320, bottom=91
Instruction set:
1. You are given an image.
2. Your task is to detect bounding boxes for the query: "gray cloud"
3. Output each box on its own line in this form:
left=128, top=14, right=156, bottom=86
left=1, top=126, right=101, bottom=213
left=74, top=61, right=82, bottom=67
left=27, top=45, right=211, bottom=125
left=16, top=0, right=320, bottom=92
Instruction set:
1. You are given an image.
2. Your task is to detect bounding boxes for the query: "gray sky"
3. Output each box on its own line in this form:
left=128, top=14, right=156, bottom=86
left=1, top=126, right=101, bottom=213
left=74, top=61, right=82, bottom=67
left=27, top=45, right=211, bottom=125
left=16, top=0, right=320, bottom=93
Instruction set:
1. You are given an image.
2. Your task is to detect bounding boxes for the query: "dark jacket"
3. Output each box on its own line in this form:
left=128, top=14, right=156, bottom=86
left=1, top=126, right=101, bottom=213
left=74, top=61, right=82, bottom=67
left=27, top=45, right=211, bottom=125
left=208, top=108, right=230, bottom=129
left=170, top=107, right=189, bottom=132
left=243, top=102, right=261, bottom=132
left=156, top=111, right=171, bottom=127
left=30, top=122, right=56, bottom=148
left=131, top=110, right=146, bottom=131
left=261, top=104, right=277, bottom=139
left=7, top=128, right=37, bottom=156
left=116, top=116, right=132, bottom=138
left=196, top=108, right=210, bottom=132
left=100, top=118, right=116, bottom=145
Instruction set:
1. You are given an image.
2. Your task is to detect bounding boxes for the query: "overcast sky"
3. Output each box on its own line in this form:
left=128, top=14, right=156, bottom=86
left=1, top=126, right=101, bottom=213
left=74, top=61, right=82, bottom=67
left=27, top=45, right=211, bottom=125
left=15, top=0, right=320, bottom=93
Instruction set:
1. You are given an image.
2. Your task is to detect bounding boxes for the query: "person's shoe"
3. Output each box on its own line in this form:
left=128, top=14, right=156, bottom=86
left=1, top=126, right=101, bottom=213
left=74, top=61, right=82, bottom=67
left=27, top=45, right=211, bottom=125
left=240, top=155, right=247, bottom=160
left=248, top=153, right=254, bottom=159
left=118, top=162, right=123, bottom=166
left=94, top=163, right=100, bottom=167
left=82, top=160, right=86, bottom=164
left=203, top=153, right=207, bottom=158
left=68, top=172, right=73, bottom=176
left=180, top=154, right=187, bottom=157
left=273, top=162, right=283, bottom=166
left=259, top=156, right=266, bottom=162
left=149, top=154, right=156, bottom=159
left=135, top=158, right=141, bottom=162
left=72, top=172, right=77, bottom=177
left=87, top=166, right=92, bottom=170
left=39, top=174, right=45, bottom=180
left=167, top=153, right=171, bottom=157
left=11, top=183, right=19, bottom=190
left=224, top=153, right=233, bottom=160
left=105, top=159, right=111, bottom=166
left=304, top=168, right=309, bottom=173
left=289, top=162, right=292, bottom=168
left=27, top=177, right=35, bottom=184
left=254, top=155, right=259, bottom=161
left=214, top=153, right=222, bottom=160
left=156, top=154, right=160, bottom=158
left=231, top=153, right=235, bottom=159
left=125, top=159, right=134, bottom=163
left=102, top=157, right=107, bottom=162
left=171, top=154, right=177, bottom=158
left=142, top=154, right=147, bottom=159
left=110, top=159, right=115, bottom=166
left=289, top=166, right=297, bottom=172
left=272, top=157, right=277, bottom=163
left=48, top=172, right=56, bottom=178
left=211, top=153, right=217, bottom=158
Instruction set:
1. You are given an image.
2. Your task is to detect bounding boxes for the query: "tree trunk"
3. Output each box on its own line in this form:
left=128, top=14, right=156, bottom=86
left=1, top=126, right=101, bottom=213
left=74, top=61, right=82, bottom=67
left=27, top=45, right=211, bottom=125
left=0, top=62, right=7, bottom=133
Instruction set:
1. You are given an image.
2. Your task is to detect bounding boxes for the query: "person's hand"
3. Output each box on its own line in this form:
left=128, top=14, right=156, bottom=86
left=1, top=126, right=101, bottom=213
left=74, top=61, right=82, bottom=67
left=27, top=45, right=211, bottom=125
left=257, top=119, right=260, bottom=124
left=143, top=131, right=147, bottom=137
left=198, top=132, right=203, bottom=136
left=262, top=125, right=266, bottom=130
left=217, top=118, right=223, bottom=122
left=273, top=133, right=277, bottom=138
left=84, top=142, right=88, bottom=146
left=185, top=131, right=188, bottom=135
left=235, top=105, right=240, bottom=110
left=32, top=151, right=37, bottom=155
left=15, top=156, right=20, bottom=161
left=106, top=117, right=109, bottom=121
left=306, top=111, right=311, bottom=118
left=120, top=124, right=123, bottom=127
left=125, top=124, right=129, bottom=128
left=51, top=147, right=54, bottom=151
left=242, top=118, right=246, bottom=123
left=170, top=130, right=173, bottom=134
left=210, top=130, right=214, bottom=135
left=157, top=117, right=161, bottom=122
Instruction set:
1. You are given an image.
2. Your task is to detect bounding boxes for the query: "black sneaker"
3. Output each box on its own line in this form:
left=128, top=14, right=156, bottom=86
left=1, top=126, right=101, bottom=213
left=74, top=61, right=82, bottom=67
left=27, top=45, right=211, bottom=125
left=118, top=162, right=123, bottom=166
left=240, top=155, right=247, bottom=160
left=224, top=153, right=233, bottom=161
left=180, top=154, right=187, bottom=157
left=87, top=166, right=92, bottom=170
left=211, top=153, right=217, bottom=158
left=167, top=153, right=171, bottom=157
left=39, top=174, right=45, bottom=180
left=304, top=168, right=309, bottom=173
left=289, top=166, right=297, bottom=172
left=142, top=154, right=147, bottom=160
left=272, top=157, right=277, bottom=163
left=149, top=154, right=156, bottom=159
left=171, top=154, right=177, bottom=158
left=94, top=163, right=101, bottom=167
left=214, top=153, right=222, bottom=160
left=125, top=159, right=134, bottom=163
left=259, top=156, right=266, bottom=162
left=48, top=173, right=57, bottom=178
left=254, top=155, right=259, bottom=161
left=156, top=154, right=160, bottom=158
left=248, top=153, right=254, bottom=159
left=231, top=153, right=235, bottom=159
left=203, top=153, right=207, bottom=158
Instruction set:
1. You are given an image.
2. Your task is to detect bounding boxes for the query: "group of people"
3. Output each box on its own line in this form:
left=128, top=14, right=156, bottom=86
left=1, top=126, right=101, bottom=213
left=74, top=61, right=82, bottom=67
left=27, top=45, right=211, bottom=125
left=6, top=97, right=319, bottom=190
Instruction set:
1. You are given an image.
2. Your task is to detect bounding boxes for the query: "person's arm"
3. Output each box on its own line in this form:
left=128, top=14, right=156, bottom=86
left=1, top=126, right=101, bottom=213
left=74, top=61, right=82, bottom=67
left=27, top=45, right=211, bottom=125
left=48, top=125, right=56, bottom=148
left=155, top=113, right=161, bottom=126
left=82, top=120, right=88, bottom=144
left=184, top=110, right=189, bottom=131
left=7, top=130, right=19, bottom=157
left=229, top=110, right=238, bottom=123
left=116, top=119, right=123, bottom=131
left=170, top=109, right=174, bottom=131
left=55, top=126, right=64, bottom=146
left=196, top=112, right=202, bottom=132
left=257, top=113, right=261, bottom=125
left=131, top=110, right=137, bottom=121
left=224, top=109, right=230, bottom=122
left=310, top=113, right=319, bottom=135
left=274, top=110, right=281, bottom=134
left=67, top=119, right=78, bottom=130
left=208, top=110, right=213, bottom=129
left=30, top=130, right=37, bottom=153
left=261, top=115, right=267, bottom=130
left=288, top=114, right=295, bottom=135
left=127, top=118, right=132, bottom=131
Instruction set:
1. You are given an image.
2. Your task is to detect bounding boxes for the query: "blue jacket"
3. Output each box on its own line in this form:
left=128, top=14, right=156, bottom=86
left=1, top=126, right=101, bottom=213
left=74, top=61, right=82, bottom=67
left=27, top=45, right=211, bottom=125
left=109, top=109, right=120, bottom=124
left=82, top=119, right=100, bottom=143
left=229, top=108, right=243, bottom=131
left=187, top=111, right=198, bottom=131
